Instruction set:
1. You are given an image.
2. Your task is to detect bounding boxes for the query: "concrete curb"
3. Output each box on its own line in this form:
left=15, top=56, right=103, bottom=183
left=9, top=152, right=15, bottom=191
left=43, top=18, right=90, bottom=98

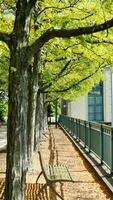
left=59, top=124, right=113, bottom=194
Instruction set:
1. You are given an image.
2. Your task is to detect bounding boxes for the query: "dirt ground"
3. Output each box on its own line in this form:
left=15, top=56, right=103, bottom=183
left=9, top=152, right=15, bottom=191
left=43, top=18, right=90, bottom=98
left=0, top=125, right=113, bottom=199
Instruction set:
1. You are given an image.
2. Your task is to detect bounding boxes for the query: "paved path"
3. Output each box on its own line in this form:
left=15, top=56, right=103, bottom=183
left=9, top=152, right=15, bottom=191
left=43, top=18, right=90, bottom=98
left=39, top=126, right=112, bottom=200
left=0, top=126, right=7, bottom=151
left=0, top=125, right=112, bottom=199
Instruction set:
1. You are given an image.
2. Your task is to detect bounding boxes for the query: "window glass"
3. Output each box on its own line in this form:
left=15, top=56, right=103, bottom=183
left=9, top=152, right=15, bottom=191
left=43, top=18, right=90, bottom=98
left=88, top=83, right=103, bottom=121
left=96, top=96, right=102, bottom=105
left=88, top=106, right=95, bottom=113
left=88, top=97, right=95, bottom=105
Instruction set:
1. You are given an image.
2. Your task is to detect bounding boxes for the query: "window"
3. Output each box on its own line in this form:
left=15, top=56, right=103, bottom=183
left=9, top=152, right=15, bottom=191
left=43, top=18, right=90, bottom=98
left=88, top=83, right=103, bottom=121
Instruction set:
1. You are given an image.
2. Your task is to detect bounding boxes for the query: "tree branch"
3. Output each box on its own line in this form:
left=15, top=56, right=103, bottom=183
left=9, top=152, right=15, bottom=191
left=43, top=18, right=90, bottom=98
left=71, top=13, right=94, bottom=21
left=86, top=39, right=113, bottom=44
left=44, top=57, right=67, bottom=63
left=29, top=17, right=113, bottom=56
left=36, top=1, right=79, bottom=17
left=43, top=66, right=101, bottom=93
left=0, top=31, right=11, bottom=46
left=41, top=60, right=71, bottom=91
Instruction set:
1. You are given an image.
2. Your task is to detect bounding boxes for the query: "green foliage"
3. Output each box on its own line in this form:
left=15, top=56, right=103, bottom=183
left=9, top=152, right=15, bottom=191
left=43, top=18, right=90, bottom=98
left=29, top=0, right=113, bottom=100
left=0, top=0, right=113, bottom=102
left=0, top=42, right=9, bottom=120
left=0, top=42, right=9, bottom=92
left=40, top=35, right=107, bottom=100
left=0, top=92, right=8, bottom=121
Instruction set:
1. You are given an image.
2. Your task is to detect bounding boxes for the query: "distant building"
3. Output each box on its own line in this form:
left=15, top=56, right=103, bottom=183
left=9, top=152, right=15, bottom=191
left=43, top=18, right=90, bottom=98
left=61, top=70, right=112, bottom=123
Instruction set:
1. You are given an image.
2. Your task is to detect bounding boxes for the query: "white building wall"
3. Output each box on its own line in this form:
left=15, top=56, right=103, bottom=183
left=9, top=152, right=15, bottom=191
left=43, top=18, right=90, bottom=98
left=103, top=70, right=112, bottom=122
left=66, top=69, right=112, bottom=122
left=67, top=96, right=88, bottom=120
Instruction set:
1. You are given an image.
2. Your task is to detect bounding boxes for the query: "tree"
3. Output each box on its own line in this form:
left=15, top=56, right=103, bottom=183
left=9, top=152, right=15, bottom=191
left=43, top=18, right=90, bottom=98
left=0, top=0, right=113, bottom=199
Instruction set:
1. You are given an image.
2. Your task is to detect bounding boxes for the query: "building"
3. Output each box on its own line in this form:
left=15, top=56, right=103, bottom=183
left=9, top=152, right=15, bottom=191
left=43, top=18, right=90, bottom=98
left=61, top=70, right=112, bottom=123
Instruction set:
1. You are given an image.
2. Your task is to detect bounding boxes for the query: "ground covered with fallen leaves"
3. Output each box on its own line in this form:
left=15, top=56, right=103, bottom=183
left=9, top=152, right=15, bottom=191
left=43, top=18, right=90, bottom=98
left=0, top=125, right=112, bottom=199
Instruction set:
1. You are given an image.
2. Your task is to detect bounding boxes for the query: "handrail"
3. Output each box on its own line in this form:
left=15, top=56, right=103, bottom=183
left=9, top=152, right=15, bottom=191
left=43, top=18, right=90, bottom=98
left=58, top=114, right=113, bottom=174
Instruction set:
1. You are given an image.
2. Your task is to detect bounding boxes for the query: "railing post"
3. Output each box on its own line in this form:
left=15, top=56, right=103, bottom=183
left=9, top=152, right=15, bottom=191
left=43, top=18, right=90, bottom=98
left=69, top=116, right=70, bottom=133
left=73, top=118, right=76, bottom=138
left=71, top=118, right=73, bottom=136
left=73, top=118, right=75, bottom=137
left=68, top=116, right=70, bottom=132
left=65, top=115, right=67, bottom=129
left=66, top=116, right=68, bottom=131
left=84, top=121, right=86, bottom=148
left=78, top=119, right=80, bottom=142
left=76, top=119, right=78, bottom=141
left=88, top=122, right=91, bottom=152
left=100, top=124, right=103, bottom=164
left=110, top=127, right=113, bottom=174
left=76, top=119, right=78, bottom=140
left=68, top=117, right=70, bottom=133
left=75, top=119, right=77, bottom=139
left=70, top=117, right=72, bottom=135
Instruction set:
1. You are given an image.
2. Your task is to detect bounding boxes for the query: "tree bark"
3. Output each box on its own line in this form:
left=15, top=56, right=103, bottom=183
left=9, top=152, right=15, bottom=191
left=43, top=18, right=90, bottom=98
left=34, top=92, right=47, bottom=151
left=6, top=49, right=29, bottom=200
left=39, top=93, right=44, bottom=136
left=27, top=53, right=40, bottom=169
left=5, top=1, right=36, bottom=199
left=43, top=95, right=48, bottom=130
left=34, top=91, right=40, bottom=151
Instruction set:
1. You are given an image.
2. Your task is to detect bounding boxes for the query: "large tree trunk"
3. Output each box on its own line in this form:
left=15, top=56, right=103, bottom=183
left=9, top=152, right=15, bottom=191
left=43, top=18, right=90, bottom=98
left=5, top=1, right=35, bottom=199
left=43, top=95, right=48, bottom=130
left=27, top=54, right=40, bottom=169
left=34, top=91, right=40, bottom=151
left=6, top=50, right=29, bottom=200
left=39, top=93, right=44, bottom=137
left=34, top=92, right=44, bottom=151
left=34, top=92, right=43, bottom=150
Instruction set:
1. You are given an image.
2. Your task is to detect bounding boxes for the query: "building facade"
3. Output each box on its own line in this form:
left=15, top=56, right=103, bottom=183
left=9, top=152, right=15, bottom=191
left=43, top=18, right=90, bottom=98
left=61, top=70, right=112, bottom=123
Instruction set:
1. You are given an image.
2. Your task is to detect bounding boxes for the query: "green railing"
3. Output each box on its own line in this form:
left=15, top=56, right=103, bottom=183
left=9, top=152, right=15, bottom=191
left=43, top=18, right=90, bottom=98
left=59, top=115, right=113, bottom=174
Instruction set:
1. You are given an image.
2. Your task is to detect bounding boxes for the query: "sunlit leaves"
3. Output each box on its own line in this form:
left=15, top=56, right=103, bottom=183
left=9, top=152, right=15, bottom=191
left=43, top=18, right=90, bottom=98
left=0, top=0, right=113, bottom=102
left=0, top=42, right=9, bottom=92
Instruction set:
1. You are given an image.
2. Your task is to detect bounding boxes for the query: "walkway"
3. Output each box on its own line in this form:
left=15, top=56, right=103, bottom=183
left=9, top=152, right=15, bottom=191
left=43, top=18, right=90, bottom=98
left=0, top=126, right=7, bottom=152
left=0, top=125, right=112, bottom=199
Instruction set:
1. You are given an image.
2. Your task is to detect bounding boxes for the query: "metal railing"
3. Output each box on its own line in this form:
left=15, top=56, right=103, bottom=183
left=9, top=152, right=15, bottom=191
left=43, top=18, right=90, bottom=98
left=58, top=115, right=113, bottom=174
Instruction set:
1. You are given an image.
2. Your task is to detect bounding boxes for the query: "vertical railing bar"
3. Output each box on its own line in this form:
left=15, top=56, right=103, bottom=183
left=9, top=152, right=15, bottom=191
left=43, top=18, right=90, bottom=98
left=84, top=121, right=86, bottom=148
left=89, top=122, right=91, bottom=152
left=67, top=116, right=69, bottom=132
left=76, top=119, right=78, bottom=140
left=74, top=118, right=76, bottom=138
left=100, top=124, right=103, bottom=164
left=69, top=117, right=70, bottom=133
left=72, top=118, right=74, bottom=136
left=78, top=119, right=80, bottom=142
left=70, top=117, right=71, bottom=133
left=79, top=119, right=81, bottom=141
left=73, top=118, right=74, bottom=137
left=76, top=119, right=77, bottom=140
left=110, top=127, right=113, bottom=174
left=71, top=117, right=72, bottom=135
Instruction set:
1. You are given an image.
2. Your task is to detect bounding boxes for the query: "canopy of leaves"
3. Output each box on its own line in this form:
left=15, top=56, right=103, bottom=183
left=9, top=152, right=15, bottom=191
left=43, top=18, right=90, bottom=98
left=30, top=0, right=113, bottom=100
left=0, top=0, right=113, bottom=102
